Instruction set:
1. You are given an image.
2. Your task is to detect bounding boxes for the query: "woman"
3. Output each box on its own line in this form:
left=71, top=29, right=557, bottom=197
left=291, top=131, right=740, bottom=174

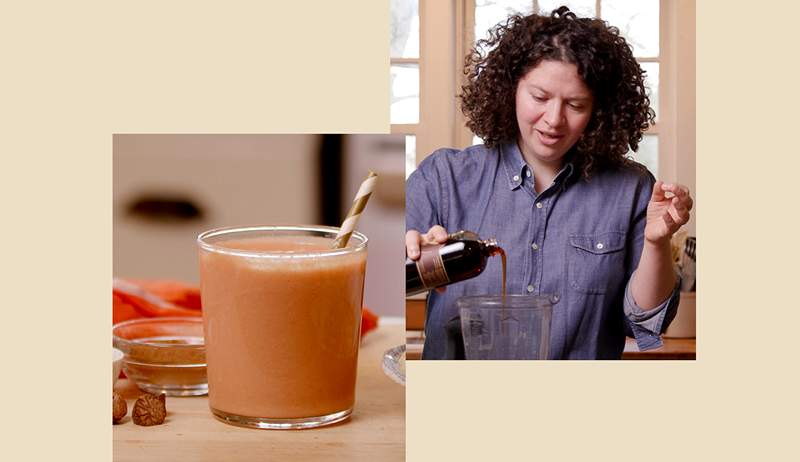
left=405, top=7, right=693, bottom=359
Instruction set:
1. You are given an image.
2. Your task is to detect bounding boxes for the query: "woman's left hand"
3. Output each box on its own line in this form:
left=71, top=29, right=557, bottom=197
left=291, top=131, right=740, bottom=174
left=645, top=181, right=693, bottom=244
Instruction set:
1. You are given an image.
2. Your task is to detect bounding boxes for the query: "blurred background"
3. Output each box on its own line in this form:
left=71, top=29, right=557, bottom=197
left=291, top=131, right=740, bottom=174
left=113, top=134, right=405, bottom=317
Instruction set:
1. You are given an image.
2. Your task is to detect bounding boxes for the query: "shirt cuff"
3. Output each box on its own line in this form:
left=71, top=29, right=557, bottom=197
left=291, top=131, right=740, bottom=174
left=623, top=271, right=682, bottom=351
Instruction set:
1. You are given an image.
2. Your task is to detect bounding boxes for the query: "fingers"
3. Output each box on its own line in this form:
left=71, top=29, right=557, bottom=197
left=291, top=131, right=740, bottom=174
left=423, top=225, right=448, bottom=245
left=654, top=181, right=694, bottom=223
left=661, top=196, right=690, bottom=232
left=650, top=180, right=666, bottom=202
left=406, top=225, right=449, bottom=261
left=661, top=209, right=676, bottom=229
left=661, top=182, right=694, bottom=210
left=667, top=199, right=690, bottom=226
left=649, top=181, right=694, bottom=240
left=662, top=182, right=688, bottom=197
left=405, top=230, right=422, bottom=260
left=671, top=196, right=691, bottom=217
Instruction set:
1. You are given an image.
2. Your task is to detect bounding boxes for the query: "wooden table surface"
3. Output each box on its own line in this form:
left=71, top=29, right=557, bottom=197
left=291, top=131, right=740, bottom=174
left=113, top=324, right=405, bottom=462
left=406, top=334, right=695, bottom=360
left=623, top=337, right=696, bottom=360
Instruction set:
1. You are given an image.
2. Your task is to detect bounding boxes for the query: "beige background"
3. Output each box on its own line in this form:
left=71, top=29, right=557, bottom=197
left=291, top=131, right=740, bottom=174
left=2, top=1, right=798, bottom=461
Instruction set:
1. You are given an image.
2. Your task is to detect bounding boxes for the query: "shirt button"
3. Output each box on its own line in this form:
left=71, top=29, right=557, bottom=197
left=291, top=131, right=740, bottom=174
left=552, top=294, right=560, bottom=303
left=526, top=170, right=532, bottom=178
left=596, top=243, right=604, bottom=250
left=531, top=243, right=539, bottom=250
left=513, top=175, right=520, bottom=182
left=527, top=285, right=535, bottom=293
left=535, top=202, right=543, bottom=209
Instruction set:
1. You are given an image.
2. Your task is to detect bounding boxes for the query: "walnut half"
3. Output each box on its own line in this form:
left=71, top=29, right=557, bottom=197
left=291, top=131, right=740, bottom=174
left=112, top=392, right=127, bottom=424
left=132, top=393, right=167, bottom=426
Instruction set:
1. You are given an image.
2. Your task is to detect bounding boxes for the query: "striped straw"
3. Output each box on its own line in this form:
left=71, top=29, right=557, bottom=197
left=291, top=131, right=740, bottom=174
left=332, top=171, right=378, bottom=249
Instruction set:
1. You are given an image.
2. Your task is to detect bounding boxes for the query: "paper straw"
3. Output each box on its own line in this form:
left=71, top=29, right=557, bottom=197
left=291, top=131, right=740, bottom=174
left=332, top=171, right=378, bottom=249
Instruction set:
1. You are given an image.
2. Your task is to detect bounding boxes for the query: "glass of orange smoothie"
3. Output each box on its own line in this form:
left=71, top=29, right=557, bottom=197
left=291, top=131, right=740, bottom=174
left=197, top=225, right=368, bottom=429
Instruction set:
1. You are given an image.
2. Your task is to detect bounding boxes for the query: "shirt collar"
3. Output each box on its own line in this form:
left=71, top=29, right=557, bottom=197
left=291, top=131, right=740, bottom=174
left=554, top=161, right=576, bottom=186
left=500, top=141, right=528, bottom=190
left=500, top=141, right=576, bottom=191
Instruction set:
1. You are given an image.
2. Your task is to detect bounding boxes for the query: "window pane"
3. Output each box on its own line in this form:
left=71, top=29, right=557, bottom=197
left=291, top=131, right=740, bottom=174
left=474, top=0, right=532, bottom=42
left=629, top=134, right=658, bottom=178
left=390, top=64, right=419, bottom=124
left=602, top=0, right=659, bottom=57
left=537, top=0, right=595, bottom=17
left=390, top=0, right=419, bottom=58
left=641, top=62, right=659, bottom=121
left=405, top=135, right=417, bottom=179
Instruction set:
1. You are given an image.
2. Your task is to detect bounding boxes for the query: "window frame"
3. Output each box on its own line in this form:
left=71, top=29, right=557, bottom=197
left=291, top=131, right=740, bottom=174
left=392, top=0, right=459, bottom=165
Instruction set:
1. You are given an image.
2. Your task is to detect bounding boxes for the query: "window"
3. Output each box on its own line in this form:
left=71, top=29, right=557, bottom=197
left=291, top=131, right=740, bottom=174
left=390, top=0, right=420, bottom=178
left=390, top=0, right=420, bottom=125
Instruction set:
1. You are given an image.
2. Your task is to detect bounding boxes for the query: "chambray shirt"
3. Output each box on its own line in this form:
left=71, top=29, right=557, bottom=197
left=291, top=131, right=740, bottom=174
left=406, top=142, right=680, bottom=360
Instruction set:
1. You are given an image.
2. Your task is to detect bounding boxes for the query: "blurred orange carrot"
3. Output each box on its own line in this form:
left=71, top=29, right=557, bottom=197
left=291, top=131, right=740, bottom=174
left=361, top=306, right=379, bottom=338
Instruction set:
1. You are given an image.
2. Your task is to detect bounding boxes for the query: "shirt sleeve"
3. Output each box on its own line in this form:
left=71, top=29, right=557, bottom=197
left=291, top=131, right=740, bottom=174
left=405, top=152, right=446, bottom=233
left=624, top=272, right=681, bottom=350
left=622, top=168, right=682, bottom=351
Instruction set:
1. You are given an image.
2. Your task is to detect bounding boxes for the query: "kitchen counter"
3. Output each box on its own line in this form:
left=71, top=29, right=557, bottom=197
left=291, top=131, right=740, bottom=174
left=405, top=336, right=695, bottom=360
left=113, top=324, right=405, bottom=461
left=623, top=337, right=696, bottom=360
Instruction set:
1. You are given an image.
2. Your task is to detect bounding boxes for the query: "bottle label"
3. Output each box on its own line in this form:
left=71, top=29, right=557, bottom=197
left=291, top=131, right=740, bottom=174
left=417, top=244, right=450, bottom=289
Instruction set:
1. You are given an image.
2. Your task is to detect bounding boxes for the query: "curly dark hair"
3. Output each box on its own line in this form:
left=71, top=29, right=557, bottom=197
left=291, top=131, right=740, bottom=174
left=460, top=6, right=655, bottom=179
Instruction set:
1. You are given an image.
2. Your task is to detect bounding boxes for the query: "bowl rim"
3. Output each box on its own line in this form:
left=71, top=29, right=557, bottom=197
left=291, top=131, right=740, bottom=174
left=112, top=316, right=205, bottom=350
left=381, top=344, right=406, bottom=386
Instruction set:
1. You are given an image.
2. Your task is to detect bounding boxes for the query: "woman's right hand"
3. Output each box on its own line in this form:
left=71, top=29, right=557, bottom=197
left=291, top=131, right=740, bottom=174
left=405, top=225, right=448, bottom=261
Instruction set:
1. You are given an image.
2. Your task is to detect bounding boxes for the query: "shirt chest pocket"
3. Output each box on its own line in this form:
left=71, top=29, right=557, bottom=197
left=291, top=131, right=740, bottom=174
left=567, top=231, right=627, bottom=295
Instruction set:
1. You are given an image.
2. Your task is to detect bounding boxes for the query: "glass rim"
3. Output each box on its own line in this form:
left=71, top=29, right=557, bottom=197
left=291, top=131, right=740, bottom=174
left=456, top=294, right=557, bottom=309
left=196, top=224, right=368, bottom=259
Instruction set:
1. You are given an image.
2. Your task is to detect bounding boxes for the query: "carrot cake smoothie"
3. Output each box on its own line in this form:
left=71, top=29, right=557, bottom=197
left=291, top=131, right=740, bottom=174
left=198, top=228, right=367, bottom=427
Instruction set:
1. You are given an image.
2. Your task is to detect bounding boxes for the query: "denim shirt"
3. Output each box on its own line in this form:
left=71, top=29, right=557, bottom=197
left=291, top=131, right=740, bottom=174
left=406, top=142, right=680, bottom=359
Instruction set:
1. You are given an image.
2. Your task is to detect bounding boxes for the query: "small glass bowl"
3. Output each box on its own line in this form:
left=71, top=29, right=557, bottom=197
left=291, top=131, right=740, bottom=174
left=382, top=345, right=405, bottom=386
left=112, top=317, right=207, bottom=396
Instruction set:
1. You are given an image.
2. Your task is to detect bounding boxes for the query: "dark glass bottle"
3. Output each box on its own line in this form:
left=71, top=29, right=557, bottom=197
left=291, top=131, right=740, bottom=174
left=406, top=230, right=501, bottom=295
